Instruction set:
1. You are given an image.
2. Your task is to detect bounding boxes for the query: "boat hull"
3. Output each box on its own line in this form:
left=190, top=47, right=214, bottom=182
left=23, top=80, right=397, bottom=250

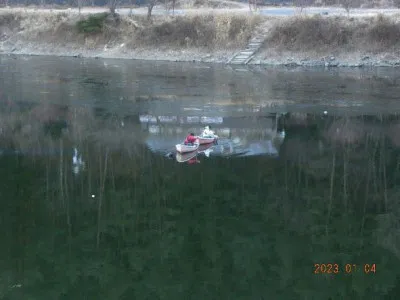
left=196, top=135, right=219, bottom=144
left=175, top=143, right=199, bottom=153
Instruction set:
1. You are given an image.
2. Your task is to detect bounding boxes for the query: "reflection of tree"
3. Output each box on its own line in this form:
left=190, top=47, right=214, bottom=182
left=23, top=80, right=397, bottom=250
left=4, top=56, right=400, bottom=297
left=1, top=114, right=400, bottom=298
left=228, top=82, right=242, bottom=103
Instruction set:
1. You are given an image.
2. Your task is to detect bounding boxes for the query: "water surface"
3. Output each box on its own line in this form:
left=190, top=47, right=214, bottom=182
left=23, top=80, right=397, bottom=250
left=1, top=55, right=400, bottom=299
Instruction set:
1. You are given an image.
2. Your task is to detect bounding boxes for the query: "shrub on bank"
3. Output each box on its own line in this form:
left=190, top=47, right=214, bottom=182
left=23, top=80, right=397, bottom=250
left=76, top=12, right=109, bottom=34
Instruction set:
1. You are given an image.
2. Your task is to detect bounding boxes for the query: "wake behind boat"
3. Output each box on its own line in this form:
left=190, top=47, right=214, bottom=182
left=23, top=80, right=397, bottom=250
left=198, top=143, right=214, bottom=153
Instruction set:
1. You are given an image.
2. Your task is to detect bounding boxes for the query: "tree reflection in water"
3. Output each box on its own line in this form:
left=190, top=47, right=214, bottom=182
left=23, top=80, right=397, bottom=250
left=1, top=113, right=400, bottom=299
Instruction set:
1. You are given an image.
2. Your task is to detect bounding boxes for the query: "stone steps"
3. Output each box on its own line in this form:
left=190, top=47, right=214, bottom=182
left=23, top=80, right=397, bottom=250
left=227, top=32, right=266, bottom=65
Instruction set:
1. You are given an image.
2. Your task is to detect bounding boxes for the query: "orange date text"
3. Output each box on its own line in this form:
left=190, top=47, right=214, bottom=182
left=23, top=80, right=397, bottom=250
left=313, top=263, right=376, bottom=274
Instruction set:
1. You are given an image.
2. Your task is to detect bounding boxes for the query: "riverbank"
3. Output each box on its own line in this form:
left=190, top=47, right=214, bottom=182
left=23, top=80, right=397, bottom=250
left=1, top=7, right=400, bottom=67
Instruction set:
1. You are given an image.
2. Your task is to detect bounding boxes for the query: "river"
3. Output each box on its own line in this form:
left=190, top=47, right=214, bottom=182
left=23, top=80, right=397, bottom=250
left=1, top=55, right=400, bottom=299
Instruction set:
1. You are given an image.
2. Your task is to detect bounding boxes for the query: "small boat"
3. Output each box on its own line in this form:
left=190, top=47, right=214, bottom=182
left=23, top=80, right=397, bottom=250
left=175, top=142, right=199, bottom=153
left=196, top=134, right=219, bottom=144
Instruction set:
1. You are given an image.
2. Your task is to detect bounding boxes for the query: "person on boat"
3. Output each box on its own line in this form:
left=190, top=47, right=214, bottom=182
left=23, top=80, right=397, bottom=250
left=184, top=133, right=197, bottom=145
left=202, top=125, right=214, bottom=137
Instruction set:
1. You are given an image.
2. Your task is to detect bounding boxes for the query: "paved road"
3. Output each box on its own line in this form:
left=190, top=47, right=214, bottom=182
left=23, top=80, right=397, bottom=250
left=1, top=5, right=400, bottom=17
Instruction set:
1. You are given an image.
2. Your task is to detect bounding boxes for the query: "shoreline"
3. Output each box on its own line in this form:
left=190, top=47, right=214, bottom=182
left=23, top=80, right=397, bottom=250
left=1, top=7, right=400, bottom=68
left=2, top=45, right=400, bottom=69
left=0, top=44, right=234, bottom=65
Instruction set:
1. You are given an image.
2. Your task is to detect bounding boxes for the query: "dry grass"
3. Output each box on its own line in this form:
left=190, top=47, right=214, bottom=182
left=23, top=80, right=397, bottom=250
left=2, top=10, right=400, bottom=54
left=367, top=14, right=400, bottom=48
left=267, top=14, right=400, bottom=53
left=0, top=12, right=23, bottom=35
left=0, top=13, right=21, bottom=27
left=0, top=11, right=262, bottom=50
left=131, top=14, right=262, bottom=49
left=0, top=11, right=135, bottom=47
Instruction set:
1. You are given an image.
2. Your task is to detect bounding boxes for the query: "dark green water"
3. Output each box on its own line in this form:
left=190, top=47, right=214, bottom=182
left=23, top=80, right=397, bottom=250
left=1, top=55, right=400, bottom=299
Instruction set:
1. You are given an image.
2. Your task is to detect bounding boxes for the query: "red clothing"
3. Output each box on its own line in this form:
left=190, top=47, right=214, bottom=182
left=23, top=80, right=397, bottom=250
left=184, top=135, right=197, bottom=145
left=188, top=158, right=200, bottom=164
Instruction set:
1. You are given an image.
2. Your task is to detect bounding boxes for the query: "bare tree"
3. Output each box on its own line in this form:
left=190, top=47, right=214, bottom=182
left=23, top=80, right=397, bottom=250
left=248, top=0, right=257, bottom=12
left=340, top=0, right=351, bottom=15
left=147, top=0, right=158, bottom=20
left=109, top=0, right=119, bottom=15
left=322, top=0, right=336, bottom=5
left=339, top=0, right=361, bottom=16
left=129, top=0, right=134, bottom=16
left=295, top=0, right=314, bottom=13
left=171, top=0, right=176, bottom=15
left=164, top=0, right=176, bottom=15
left=76, top=0, right=84, bottom=14
left=394, top=0, right=400, bottom=8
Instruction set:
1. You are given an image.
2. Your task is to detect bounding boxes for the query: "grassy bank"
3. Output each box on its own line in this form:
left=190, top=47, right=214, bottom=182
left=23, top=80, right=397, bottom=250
left=266, top=14, right=400, bottom=52
left=253, top=13, right=400, bottom=66
left=1, top=9, right=400, bottom=66
left=0, top=10, right=262, bottom=63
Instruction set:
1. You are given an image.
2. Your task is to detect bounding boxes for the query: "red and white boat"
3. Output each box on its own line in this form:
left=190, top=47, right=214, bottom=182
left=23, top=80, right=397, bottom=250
left=175, top=140, right=200, bottom=153
left=196, top=134, right=219, bottom=144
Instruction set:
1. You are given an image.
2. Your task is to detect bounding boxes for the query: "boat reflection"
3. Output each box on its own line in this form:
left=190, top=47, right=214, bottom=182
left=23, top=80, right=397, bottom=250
left=176, top=151, right=199, bottom=164
left=198, top=143, right=214, bottom=157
